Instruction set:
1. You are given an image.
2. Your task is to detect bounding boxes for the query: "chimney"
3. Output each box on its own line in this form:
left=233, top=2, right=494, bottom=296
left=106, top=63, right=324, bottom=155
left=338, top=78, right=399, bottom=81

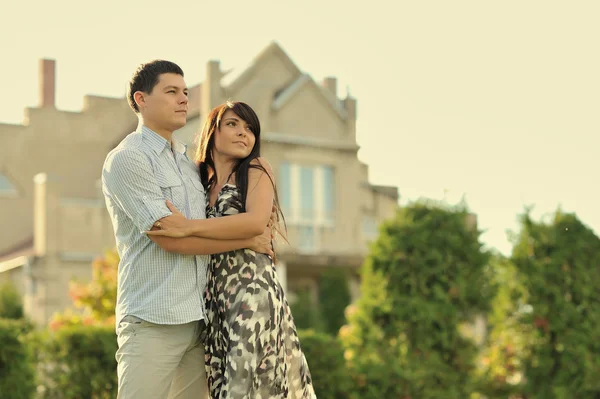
left=343, top=94, right=357, bottom=137
left=322, top=77, right=337, bottom=97
left=39, top=59, right=56, bottom=108
left=201, top=60, right=223, bottom=116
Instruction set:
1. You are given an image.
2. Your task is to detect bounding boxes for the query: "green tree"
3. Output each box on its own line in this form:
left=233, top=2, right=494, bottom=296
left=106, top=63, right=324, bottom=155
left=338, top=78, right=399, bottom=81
left=510, top=209, right=600, bottom=398
left=317, top=269, right=352, bottom=336
left=340, top=201, right=493, bottom=398
left=477, top=254, right=533, bottom=398
left=0, top=281, right=24, bottom=320
left=291, top=287, right=325, bottom=331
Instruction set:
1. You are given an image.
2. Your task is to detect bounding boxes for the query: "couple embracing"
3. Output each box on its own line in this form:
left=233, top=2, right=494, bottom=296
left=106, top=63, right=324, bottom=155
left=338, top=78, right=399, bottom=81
left=102, top=60, right=315, bottom=399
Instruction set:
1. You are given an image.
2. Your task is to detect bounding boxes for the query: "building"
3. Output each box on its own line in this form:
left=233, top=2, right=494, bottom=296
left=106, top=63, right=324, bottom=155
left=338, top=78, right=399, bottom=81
left=0, top=42, right=399, bottom=325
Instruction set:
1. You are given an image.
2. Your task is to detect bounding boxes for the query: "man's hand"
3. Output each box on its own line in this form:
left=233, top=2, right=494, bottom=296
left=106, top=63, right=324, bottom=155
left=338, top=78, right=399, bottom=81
left=270, top=203, right=277, bottom=223
left=249, top=225, right=274, bottom=258
left=266, top=203, right=277, bottom=231
left=145, top=200, right=191, bottom=238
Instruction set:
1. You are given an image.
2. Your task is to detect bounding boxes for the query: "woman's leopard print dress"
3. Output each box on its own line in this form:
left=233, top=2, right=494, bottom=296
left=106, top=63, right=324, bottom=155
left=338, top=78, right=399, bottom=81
left=203, top=184, right=316, bottom=399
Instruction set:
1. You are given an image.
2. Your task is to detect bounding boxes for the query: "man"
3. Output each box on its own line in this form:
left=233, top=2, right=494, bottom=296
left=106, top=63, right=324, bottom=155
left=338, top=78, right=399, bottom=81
left=102, top=60, right=273, bottom=399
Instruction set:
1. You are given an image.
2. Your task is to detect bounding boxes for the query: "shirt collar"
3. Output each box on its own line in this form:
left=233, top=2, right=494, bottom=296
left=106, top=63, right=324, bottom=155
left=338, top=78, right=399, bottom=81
left=171, top=138, right=188, bottom=156
left=137, top=124, right=188, bottom=157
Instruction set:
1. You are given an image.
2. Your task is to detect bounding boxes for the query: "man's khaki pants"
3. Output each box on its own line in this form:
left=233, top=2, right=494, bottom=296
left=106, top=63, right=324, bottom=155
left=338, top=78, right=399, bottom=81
left=116, top=315, right=208, bottom=399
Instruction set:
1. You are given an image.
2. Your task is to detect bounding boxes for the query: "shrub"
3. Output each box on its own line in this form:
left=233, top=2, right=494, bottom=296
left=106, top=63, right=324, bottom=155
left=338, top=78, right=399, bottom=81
left=317, top=269, right=352, bottom=336
left=0, top=318, right=36, bottom=399
left=340, top=202, right=493, bottom=398
left=510, top=210, right=600, bottom=398
left=291, top=287, right=325, bottom=331
left=31, top=325, right=118, bottom=399
left=49, top=250, right=118, bottom=331
left=0, top=282, right=24, bottom=320
left=298, top=329, right=353, bottom=399
left=476, top=254, right=533, bottom=398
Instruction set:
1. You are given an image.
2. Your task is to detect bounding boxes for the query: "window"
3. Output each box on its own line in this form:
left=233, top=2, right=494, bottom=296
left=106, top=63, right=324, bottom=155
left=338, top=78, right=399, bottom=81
left=0, top=173, right=18, bottom=196
left=278, top=162, right=335, bottom=252
left=298, top=226, right=315, bottom=252
left=278, top=162, right=334, bottom=225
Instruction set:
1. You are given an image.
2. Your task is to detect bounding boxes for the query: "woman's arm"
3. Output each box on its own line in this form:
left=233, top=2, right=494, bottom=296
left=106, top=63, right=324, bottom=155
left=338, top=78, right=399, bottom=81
left=149, top=226, right=274, bottom=256
left=147, top=158, right=275, bottom=240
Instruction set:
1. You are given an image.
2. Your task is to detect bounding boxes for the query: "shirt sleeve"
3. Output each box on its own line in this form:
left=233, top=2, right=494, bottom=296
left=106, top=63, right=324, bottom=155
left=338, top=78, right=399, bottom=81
left=102, top=148, right=172, bottom=232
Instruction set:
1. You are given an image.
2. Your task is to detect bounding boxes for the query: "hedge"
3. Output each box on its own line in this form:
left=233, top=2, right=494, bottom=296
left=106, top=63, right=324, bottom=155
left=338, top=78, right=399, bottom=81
left=30, top=325, right=118, bottom=399
left=0, top=318, right=37, bottom=399
left=0, top=323, right=350, bottom=398
left=298, top=329, right=354, bottom=399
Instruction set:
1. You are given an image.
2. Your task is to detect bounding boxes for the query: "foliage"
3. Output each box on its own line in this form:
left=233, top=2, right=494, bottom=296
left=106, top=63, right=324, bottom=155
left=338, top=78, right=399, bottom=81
left=340, top=202, right=493, bottom=398
left=0, top=318, right=37, bottom=399
left=476, top=254, right=533, bottom=398
left=317, top=269, right=352, bottom=336
left=291, top=287, right=325, bottom=332
left=49, top=249, right=118, bottom=330
left=30, top=325, right=118, bottom=399
left=509, top=209, right=600, bottom=398
left=298, top=329, right=354, bottom=399
left=0, top=281, right=24, bottom=320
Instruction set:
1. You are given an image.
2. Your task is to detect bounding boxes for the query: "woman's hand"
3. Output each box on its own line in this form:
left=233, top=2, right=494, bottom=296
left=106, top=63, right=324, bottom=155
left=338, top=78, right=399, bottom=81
left=145, top=200, right=192, bottom=238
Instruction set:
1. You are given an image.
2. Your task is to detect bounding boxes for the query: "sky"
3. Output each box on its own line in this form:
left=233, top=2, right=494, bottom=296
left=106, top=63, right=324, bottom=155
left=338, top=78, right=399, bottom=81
left=1, top=0, right=599, bottom=255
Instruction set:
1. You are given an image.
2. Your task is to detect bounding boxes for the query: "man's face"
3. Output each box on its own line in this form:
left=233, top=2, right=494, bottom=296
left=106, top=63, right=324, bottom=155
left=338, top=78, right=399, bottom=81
left=138, top=73, right=188, bottom=131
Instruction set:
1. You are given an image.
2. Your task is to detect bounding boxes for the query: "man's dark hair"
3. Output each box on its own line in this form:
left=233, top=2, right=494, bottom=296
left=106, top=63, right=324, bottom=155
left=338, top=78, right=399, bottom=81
left=127, top=60, right=184, bottom=113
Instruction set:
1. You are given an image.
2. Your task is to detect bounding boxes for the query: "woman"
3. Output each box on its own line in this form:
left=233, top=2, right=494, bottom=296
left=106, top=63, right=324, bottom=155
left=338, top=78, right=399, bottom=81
left=151, top=101, right=315, bottom=398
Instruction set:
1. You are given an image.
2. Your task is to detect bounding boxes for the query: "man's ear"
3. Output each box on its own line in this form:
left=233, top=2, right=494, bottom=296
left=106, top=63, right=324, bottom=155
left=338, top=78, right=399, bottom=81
left=134, top=91, right=146, bottom=110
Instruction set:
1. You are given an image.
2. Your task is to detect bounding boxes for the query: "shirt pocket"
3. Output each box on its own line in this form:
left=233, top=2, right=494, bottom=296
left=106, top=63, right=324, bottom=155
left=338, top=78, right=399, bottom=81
left=155, top=171, right=184, bottom=208
left=186, top=175, right=207, bottom=218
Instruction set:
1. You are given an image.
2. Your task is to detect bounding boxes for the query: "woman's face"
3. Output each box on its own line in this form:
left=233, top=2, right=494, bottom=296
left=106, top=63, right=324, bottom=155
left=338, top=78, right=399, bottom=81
left=213, top=109, right=256, bottom=160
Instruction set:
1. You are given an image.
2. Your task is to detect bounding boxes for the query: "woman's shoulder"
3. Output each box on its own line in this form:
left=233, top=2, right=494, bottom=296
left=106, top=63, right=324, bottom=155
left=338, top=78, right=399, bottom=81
left=249, top=157, right=274, bottom=175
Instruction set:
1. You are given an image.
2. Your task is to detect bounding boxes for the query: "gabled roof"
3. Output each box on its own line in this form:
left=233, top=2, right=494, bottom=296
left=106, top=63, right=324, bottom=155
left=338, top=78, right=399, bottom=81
left=222, top=41, right=303, bottom=93
left=222, top=41, right=349, bottom=120
left=272, top=74, right=348, bottom=120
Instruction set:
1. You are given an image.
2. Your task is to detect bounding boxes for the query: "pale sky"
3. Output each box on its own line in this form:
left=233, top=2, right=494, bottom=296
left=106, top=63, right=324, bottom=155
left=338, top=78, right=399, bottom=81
left=1, top=0, right=599, bottom=255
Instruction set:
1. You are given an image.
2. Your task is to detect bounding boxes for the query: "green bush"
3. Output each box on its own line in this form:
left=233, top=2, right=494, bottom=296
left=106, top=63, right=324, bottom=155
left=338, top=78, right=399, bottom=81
left=0, top=318, right=37, bottom=399
left=317, top=269, right=352, bottom=336
left=291, top=269, right=352, bottom=336
left=298, top=329, right=353, bottom=399
left=291, top=287, right=325, bottom=331
left=510, top=210, right=600, bottom=398
left=0, top=282, right=24, bottom=320
left=340, top=202, right=494, bottom=398
left=31, top=325, right=118, bottom=399
left=476, top=254, right=533, bottom=398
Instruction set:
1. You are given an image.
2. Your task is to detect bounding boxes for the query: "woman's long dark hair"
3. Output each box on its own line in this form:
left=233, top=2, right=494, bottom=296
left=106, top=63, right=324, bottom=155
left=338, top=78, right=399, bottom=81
left=194, top=101, right=287, bottom=252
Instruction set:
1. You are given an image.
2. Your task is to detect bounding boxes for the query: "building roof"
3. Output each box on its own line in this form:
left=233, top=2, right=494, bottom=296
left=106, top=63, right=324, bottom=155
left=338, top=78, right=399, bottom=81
left=272, top=73, right=348, bottom=120
left=0, top=236, right=34, bottom=263
left=222, top=41, right=303, bottom=92
left=368, top=183, right=400, bottom=202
